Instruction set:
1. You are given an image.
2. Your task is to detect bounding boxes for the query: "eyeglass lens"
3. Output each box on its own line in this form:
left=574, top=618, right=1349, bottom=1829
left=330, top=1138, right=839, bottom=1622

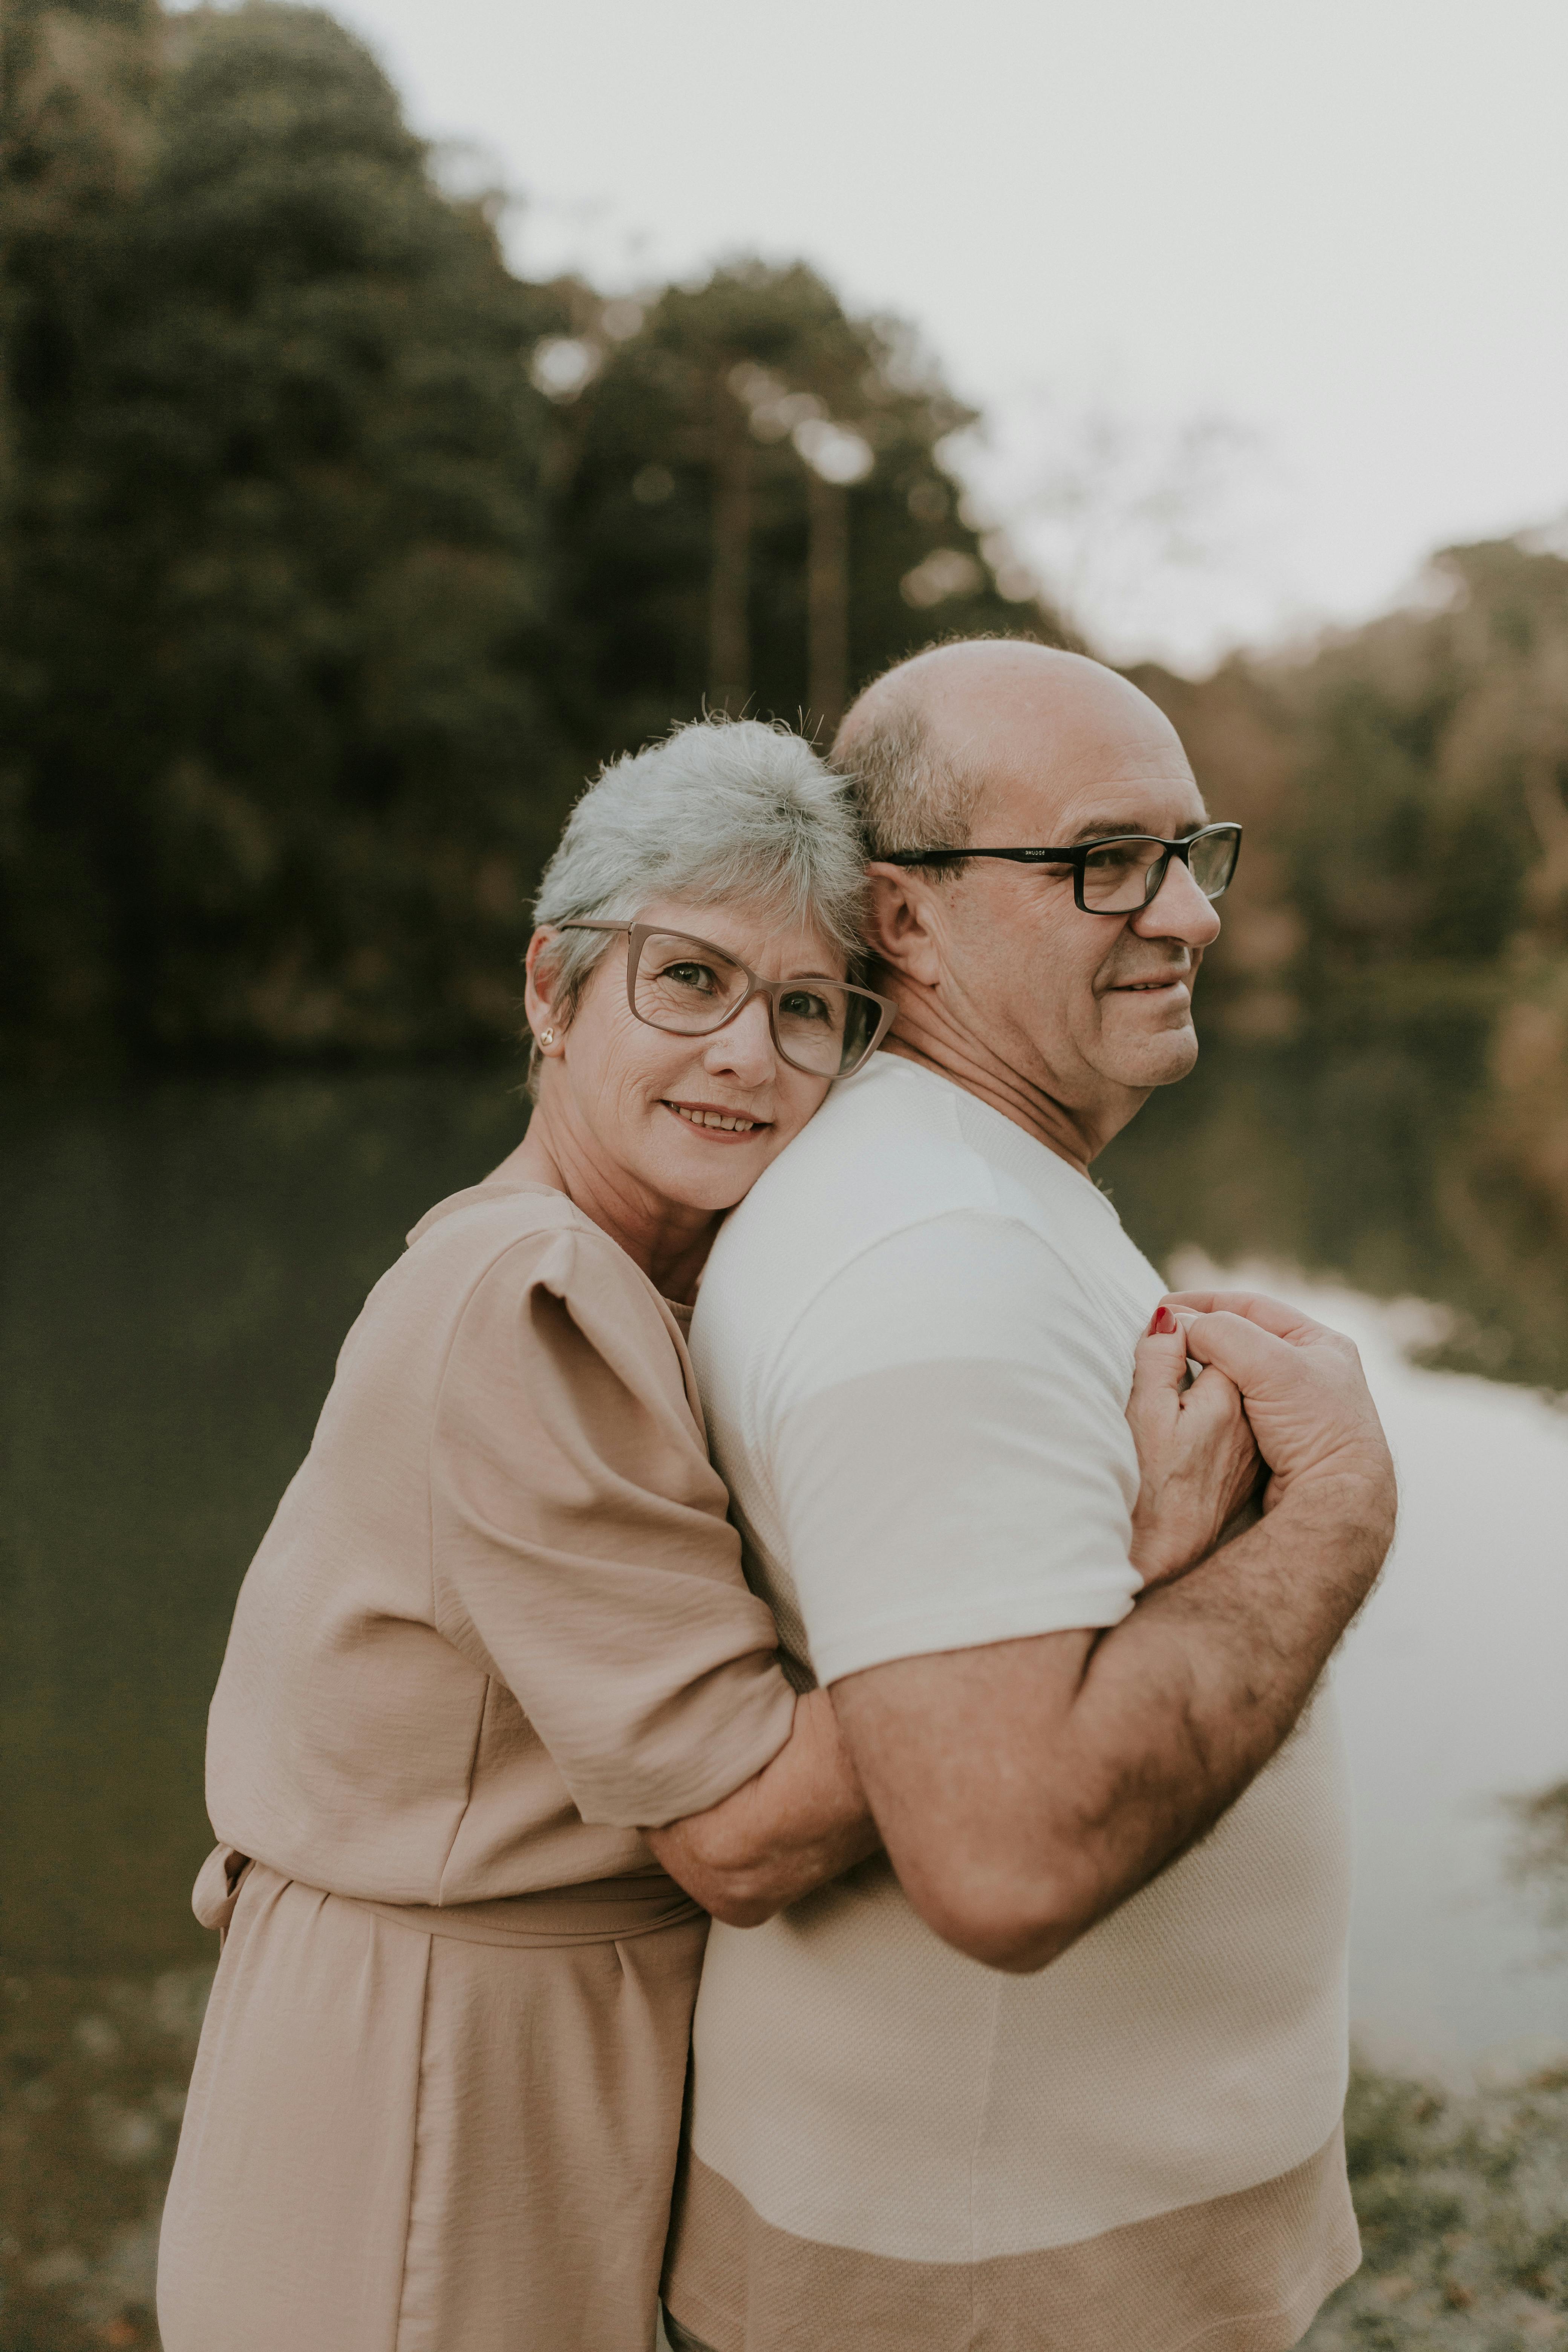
left=1080, top=830, right=1239, bottom=912
left=632, top=932, right=875, bottom=1078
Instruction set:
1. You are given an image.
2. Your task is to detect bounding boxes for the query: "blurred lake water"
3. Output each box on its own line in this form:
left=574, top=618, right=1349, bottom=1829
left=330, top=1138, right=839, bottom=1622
left=2, top=1029, right=1565, bottom=2345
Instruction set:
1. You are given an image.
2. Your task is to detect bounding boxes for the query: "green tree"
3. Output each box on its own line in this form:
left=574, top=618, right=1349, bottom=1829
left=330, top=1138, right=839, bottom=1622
left=1133, top=536, right=1568, bottom=1367
left=3, top=1, right=569, bottom=1066
left=1, top=19, right=1073, bottom=1073
left=0, top=0, right=161, bottom=1058
left=1137, top=535, right=1568, bottom=1006
left=542, top=259, right=1068, bottom=766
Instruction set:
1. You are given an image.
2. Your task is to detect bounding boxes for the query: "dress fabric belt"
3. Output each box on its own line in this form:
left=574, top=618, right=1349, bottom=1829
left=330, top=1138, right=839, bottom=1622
left=191, top=1843, right=702, bottom=1948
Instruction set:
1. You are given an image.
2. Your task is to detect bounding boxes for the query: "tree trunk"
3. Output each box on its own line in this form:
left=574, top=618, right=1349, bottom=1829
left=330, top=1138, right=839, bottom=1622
left=708, top=394, right=751, bottom=713
left=806, top=469, right=848, bottom=740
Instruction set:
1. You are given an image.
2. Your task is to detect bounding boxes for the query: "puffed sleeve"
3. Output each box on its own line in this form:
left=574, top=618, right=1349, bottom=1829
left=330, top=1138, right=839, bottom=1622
left=429, top=1223, right=796, bottom=1828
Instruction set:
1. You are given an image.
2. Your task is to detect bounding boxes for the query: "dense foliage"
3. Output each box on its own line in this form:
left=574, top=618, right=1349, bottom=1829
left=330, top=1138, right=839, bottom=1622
left=2, top=0, right=573, bottom=1061
left=0, top=0, right=1056, bottom=1069
left=547, top=260, right=1050, bottom=761
left=1137, top=536, right=1568, bottom=1001
left=1130, top=540, right=1568, bottom=1374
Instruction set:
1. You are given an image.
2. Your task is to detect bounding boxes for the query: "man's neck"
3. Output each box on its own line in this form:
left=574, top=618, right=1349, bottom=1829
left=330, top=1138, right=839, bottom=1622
left=878, top=983, right=1143, bottom=1178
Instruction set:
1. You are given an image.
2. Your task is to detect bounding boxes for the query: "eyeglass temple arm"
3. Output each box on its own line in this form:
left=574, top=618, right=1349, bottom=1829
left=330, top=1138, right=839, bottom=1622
left=881, top=826, right=1242, bottom=868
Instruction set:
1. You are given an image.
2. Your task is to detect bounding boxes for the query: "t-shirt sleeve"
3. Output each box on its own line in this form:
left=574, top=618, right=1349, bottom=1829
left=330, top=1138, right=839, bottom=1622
left=765, top=1211, right=1143, bottom=1686
left=429, top=1227, right=796, bottom=1828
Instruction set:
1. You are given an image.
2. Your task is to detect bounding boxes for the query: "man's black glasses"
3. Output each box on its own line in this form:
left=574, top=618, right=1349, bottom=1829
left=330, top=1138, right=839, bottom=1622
left=879, top=822, right=1242, bottom=915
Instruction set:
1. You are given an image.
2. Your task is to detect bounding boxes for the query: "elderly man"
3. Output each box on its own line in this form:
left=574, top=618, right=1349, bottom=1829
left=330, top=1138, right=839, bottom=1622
left=660, top=642, right=1395, bottom=2352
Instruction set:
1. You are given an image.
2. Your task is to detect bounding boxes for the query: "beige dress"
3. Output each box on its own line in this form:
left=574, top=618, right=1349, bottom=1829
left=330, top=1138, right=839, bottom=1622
left=157, top=1176, right=796, bottom=2352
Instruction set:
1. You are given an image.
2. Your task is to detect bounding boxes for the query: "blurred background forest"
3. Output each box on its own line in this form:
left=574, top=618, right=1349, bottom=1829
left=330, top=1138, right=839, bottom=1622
left=0, top=0, right=1058, bottom=1066
left=5, top=0, right=1568, bottom=1378
left=2, top=5, right=1566, bottom=2347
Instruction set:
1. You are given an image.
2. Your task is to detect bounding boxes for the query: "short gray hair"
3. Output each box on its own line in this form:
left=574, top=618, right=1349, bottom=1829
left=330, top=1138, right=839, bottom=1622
left=529, top=717, right=867, bottom=1065
left=832, top=697, right=978, bottom=881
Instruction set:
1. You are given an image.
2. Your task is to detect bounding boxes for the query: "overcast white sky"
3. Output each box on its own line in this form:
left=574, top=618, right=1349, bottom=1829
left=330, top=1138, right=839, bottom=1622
left=317, top=0, right=1568, bottom=671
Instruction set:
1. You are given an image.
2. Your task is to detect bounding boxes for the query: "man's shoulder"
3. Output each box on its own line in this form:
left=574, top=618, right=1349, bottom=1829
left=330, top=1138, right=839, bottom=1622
left=738, top=1049, right=1006, bottom=1223
left=695, top=1059, right=1011, bottom=1339
left=695, top=1057, right=1154, bottom=1354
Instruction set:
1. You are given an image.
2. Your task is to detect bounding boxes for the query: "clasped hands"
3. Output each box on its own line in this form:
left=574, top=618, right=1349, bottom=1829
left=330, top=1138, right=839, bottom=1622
left=1126, top=1288, right=1396, bottom=1591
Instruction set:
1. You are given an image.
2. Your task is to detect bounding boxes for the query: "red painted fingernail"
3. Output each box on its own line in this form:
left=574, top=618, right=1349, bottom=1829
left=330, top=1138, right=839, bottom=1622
left=1148, top=1305, right=1178, bottom=1336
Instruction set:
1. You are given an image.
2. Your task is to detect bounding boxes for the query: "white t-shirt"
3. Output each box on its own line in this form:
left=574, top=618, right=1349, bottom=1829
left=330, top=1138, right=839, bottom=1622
left=664, top=1054, right=1357, bottom=2352
left=698, top=1056, right=1153, bottom=1686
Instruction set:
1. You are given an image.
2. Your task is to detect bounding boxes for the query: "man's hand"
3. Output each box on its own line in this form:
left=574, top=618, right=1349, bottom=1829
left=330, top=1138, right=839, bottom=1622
left=1126, top=1306, right=1262, bottom=1589
left=1165, top=1289, right=1396, bottom=1542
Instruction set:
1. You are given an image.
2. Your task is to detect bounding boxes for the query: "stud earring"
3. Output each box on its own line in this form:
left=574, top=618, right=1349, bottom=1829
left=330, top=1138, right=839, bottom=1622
left=541, top=1028, right=556, bottom=1046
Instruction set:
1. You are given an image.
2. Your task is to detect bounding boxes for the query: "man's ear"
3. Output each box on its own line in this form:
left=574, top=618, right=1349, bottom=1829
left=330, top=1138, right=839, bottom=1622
left=522, top=929, right=565, bottom=1052
left=864, top=864, right=945, bottom=989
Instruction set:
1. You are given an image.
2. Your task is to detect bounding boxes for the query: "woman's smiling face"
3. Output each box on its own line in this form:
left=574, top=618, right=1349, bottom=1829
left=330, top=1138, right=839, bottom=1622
left=524, top=896, right=844, bottom=1220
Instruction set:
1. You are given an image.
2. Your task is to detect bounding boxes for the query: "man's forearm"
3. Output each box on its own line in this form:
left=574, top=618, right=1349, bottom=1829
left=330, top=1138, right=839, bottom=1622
left=836, top=1463, right=1390, bottom=1974
left=1043, top=1465, right=1386, bottom=1943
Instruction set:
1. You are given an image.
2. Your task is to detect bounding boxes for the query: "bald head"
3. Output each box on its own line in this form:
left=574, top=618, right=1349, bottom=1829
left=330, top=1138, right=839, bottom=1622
left=835, top=641, right=1192, bottom=862
left=834, top=637, right=1220, bottom=1166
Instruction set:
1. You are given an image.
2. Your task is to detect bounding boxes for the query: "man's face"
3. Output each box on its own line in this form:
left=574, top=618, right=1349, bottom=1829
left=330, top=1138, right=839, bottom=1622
left=890, top=665, right=1221, bottom=1127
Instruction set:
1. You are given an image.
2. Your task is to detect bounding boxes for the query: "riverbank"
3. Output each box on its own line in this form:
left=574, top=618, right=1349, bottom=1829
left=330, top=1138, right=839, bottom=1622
left=0, top=1966, right=208, bottom=2350
left=1303, top=2063, right=1568, bottom=2349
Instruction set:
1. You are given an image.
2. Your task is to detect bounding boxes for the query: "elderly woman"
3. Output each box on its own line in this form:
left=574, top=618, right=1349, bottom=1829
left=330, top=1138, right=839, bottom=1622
left=157, top=720, right=893, bottom=2352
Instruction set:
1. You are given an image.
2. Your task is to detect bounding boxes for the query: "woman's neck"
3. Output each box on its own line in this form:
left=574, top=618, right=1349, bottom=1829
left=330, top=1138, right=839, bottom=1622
left=500, top=1109, right=720, bottom=1305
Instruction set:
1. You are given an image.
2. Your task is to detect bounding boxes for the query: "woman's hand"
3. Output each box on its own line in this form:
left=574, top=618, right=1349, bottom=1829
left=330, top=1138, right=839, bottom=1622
left=645, top=1687, right=880, bottom=1928
left=1125, top=1306, right=1263, bottom=1591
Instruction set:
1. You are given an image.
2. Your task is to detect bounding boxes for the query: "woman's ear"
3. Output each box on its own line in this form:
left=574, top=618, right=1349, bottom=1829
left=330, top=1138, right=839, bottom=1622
left=523, top=930, right=565, bottom=1054
left=863, top=864, right=945, bottom=989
